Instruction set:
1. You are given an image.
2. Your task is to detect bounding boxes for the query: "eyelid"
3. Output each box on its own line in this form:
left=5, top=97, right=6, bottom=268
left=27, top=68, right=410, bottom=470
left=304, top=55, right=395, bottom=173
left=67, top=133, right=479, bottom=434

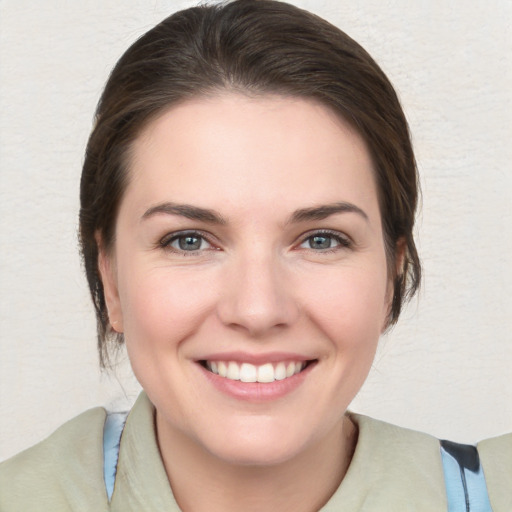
left=159, top=229, right=219, bottom=252
left=296, top=229, right=352, bottom=250
left=157, top=228, right=352, bottom=254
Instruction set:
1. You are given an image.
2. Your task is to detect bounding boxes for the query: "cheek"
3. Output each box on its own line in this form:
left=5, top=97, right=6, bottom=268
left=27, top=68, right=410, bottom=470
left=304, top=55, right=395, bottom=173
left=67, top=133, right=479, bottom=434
left=118, top=266, right=218, bottom=352
left=301, top=265, right=389, bottom=351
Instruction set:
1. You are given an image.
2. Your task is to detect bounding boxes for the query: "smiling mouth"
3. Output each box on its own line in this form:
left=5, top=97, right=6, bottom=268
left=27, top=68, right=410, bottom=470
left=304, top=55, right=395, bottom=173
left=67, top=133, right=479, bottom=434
left=200, top=360, right=315, bottom=383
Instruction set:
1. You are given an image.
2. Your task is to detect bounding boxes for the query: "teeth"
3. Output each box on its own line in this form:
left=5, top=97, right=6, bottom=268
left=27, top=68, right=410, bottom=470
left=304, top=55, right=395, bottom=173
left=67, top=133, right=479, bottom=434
left=257, top=363, right=275, bottom=383
left=240, top=363, right=257, bottom=382
left=218, top=361, right=227, bottom=377
left=275, top=362, right=287, bottom=380
left=205, top=360, right=307, bottom=383
left=227, top=362, right=240, bottom=380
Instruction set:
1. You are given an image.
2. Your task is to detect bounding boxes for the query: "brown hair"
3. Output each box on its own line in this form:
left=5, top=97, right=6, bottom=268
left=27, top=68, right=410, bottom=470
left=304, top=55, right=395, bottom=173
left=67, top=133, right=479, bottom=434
left=79, top=0, right=421, bottom=366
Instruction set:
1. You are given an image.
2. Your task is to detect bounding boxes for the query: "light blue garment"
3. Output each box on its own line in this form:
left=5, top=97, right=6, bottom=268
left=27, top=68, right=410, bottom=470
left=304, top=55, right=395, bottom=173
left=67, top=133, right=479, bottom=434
left=440, top=441, right=493, bottom=512
left=103, top=411, right=128, bottom=501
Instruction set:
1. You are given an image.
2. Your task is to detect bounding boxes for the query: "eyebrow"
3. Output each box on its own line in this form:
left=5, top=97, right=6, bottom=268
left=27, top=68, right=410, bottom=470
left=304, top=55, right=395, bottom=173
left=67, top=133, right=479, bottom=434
left=141, top=201, right=367, bottom=225
left=289, top=202, right=368, bottom=224
left=142, top=202, right=227, bottom=225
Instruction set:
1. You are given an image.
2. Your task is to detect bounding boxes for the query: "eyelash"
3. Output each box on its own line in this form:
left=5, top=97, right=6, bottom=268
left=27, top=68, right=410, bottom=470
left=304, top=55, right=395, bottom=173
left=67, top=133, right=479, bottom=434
left=297, top=230, right=352, bottom=253
left=159, top=230, right=217, bottom=255
left=158, top=229, right=352, bottom=255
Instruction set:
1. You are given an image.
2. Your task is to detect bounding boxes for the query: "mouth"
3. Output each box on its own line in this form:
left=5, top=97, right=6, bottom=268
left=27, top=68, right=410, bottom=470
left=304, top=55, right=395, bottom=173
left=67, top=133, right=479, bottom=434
left=200, top=359, right=316, bottom=383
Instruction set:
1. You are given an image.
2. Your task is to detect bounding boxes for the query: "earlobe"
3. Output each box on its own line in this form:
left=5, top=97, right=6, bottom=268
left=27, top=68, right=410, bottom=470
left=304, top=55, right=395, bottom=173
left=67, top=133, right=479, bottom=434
left=96, top=232, right=124, bottom=333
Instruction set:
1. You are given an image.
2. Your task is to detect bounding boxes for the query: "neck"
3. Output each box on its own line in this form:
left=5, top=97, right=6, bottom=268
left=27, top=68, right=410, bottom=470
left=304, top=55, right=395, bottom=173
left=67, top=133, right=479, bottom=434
left=156, top=413, right=357, bottom=512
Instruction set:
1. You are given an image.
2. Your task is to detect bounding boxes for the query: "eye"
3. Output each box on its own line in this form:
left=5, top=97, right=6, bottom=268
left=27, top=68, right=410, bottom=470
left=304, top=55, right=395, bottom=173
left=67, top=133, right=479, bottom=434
left=299, top=231, right=351, bottom=251
left=160, top=231, right=214, bottom=253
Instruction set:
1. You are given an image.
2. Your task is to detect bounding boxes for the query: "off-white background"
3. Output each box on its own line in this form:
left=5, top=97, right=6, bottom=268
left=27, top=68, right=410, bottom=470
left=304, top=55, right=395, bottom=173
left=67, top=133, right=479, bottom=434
left=1, top=0, right=511, bottom=462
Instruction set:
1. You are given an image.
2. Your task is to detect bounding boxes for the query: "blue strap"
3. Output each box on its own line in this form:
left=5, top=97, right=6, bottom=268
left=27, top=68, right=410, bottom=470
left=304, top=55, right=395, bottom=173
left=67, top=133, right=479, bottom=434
left=103, top=411, right=128, bottom=501
left=440, top=440, right=493, bottom=512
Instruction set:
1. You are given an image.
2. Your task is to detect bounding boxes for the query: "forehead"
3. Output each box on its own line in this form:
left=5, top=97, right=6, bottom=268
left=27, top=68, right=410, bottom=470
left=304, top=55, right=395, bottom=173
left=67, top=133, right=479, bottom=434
left=124, top=93, right=380, bottom=223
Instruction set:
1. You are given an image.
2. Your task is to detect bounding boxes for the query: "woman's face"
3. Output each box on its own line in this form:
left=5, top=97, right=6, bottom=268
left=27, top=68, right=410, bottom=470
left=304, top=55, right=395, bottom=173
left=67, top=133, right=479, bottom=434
left=101, top=93, right=392, bottom=465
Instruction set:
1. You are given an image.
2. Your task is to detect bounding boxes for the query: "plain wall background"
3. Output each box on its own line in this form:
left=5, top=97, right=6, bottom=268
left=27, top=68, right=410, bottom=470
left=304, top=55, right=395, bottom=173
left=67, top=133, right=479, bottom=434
left=0, top=0, right=511, bottom=461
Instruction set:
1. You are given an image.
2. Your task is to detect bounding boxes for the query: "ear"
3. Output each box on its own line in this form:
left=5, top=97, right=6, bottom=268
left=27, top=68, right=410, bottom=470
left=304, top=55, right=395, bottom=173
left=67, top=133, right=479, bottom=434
left=96, top=232, right=124, bottom=333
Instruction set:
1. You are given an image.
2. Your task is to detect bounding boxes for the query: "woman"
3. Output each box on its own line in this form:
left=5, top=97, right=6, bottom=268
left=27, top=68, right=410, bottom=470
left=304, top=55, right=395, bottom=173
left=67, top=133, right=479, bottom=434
left=0, top=1, right=510, bottom=510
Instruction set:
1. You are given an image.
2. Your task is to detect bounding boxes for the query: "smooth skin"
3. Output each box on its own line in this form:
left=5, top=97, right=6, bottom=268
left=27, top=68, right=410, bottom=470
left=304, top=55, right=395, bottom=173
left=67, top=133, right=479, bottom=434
left=99, top=93, right=395, bottom=511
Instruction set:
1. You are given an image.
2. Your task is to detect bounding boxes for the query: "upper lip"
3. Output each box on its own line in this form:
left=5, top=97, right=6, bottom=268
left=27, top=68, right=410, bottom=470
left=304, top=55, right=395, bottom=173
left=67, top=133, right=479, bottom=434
left=196, top=351, right=315, bottom=365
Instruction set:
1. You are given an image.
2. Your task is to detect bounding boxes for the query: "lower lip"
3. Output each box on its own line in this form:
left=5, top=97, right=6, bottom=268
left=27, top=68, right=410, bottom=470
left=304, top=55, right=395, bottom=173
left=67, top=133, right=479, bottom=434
left=198, top=362, right=315, bottom=402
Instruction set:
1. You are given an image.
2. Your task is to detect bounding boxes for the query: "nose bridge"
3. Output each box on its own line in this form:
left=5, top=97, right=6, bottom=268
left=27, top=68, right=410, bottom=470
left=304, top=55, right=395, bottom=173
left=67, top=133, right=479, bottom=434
left=217, top=245, right=298, bottom=336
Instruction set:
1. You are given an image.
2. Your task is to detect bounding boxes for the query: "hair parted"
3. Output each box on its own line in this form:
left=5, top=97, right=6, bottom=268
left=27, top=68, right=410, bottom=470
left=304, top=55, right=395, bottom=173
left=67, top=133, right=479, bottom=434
left=79, top=0, right=421, bottom=367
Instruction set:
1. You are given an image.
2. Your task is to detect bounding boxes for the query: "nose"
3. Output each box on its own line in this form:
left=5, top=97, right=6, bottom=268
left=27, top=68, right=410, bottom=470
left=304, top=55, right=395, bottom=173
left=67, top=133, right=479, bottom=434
left=216, top=250, right=300, bottom=337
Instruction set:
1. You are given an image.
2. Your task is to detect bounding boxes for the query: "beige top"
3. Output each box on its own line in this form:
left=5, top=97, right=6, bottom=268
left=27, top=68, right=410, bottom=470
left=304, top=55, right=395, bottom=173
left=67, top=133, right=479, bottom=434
left=1, top=392, right=509, bottom=511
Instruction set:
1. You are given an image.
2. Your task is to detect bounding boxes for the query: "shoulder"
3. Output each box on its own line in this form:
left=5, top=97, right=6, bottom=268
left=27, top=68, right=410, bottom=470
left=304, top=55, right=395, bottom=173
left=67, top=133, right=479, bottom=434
left=349, top=413, right=444, bottom=469
left=334, top=414, right=510, bottom=512
left=0, top=407, right=109, bottom=511
left=324, top=413, right=448, bottom=510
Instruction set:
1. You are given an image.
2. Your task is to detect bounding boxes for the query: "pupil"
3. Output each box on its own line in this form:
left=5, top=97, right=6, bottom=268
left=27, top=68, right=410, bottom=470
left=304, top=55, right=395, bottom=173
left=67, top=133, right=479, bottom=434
left=311, top=235, right=330, bottom=249
left=179, top=236, right=201, bottom=250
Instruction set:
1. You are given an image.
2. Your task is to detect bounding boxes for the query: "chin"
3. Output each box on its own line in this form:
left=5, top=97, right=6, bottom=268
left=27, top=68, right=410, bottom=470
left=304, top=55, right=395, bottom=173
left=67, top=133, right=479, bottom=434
left=209, top=437, right=305, bottom=467
left=196, top=418, right=318, bottom=467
